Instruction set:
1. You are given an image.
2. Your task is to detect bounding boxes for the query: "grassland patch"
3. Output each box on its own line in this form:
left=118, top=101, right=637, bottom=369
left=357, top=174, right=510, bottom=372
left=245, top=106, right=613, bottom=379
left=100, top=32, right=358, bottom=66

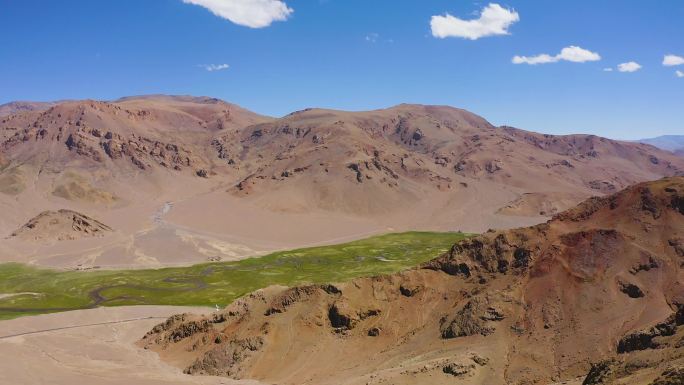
left=0, top=231, right=470, bottom=320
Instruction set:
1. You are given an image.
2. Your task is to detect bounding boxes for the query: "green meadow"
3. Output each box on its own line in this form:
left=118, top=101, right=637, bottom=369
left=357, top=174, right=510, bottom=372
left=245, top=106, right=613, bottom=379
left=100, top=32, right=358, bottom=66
left=0, top=231, right=469, bottom=320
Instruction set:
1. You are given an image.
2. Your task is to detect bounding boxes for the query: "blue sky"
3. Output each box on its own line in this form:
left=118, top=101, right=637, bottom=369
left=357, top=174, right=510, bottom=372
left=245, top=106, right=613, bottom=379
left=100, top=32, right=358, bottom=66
left=1, top=0, right=682, bottom=139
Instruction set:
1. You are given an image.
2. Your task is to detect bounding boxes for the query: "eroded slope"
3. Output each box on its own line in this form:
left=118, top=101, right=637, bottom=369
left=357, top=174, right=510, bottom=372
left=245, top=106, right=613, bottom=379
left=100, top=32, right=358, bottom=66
left=10, top=209, right=112, bottom=241
left=142, top=177, right=684, bottom=385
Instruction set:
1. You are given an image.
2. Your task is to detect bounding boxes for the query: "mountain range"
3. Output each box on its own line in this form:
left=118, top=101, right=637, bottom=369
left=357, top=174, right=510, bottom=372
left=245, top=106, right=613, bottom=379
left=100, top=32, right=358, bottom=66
left=0, top=95, right=682, bottom=269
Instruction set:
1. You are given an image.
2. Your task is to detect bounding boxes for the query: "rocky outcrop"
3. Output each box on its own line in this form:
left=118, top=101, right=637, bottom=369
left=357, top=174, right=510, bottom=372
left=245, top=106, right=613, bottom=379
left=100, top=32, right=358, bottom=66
left=210, top=138, right=237, bottom=165
left=9, top=209, right=112, bottom=241
left=65, top=133, right=103, bottom=162
left=619, top=280, right=645, bottom=298
left=582, top=359, right=619, bottom=385
left=264, top=285, right=337, bottom=316
left=651, top=366, right=684, bottom=385
left=442, top=361, right=475, bottom=377
left=440, top=295, right=505, bottom=338
left=184, top=337, right=264, bottom=377
left=99, top=132, right=203, bottom=171
left=328, top=302, right=381, bottom=331
left=630, top=255, right=660, bottom=274
left=617, top=310, right=682, bottom=354
left=424, top=231, right=535, bottom=278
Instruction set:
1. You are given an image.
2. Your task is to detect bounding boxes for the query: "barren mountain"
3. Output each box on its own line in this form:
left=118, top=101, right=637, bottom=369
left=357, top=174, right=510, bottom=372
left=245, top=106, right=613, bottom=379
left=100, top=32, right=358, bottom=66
left=0, top=101, right=57, bottom=117
left=1, top=97, right=683, bottom=269
left=0, top=95, right=275, bottom=268
left=639, top=135, right=684, bottom=157
left=141, top=177, right=684, bottom=385
left=0, top=95, right=270, bottom=175
left=217, top=104, right=683, bottom=216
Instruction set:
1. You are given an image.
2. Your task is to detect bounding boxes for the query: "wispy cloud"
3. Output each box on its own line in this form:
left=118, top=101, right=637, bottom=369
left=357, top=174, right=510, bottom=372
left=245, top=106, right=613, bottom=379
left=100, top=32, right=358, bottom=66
left=364, top=33, right=393, bottom=44
left=365, top=33, right=379, bottom=43
left=617, top=61, right=642, bottom=73
left=512, top=46, right=601, bottom=65
left=182, top=0, right=293, bottom=28
left=603, top=67, right=614, bottom=72
left=663, top=54, right=684, bottom=66
left=431, top=3, right=519, bottom=40
left=199, top=64, right=230, bottom=72
left=512, top=53, right=556, bottom=65
left=677, top=70, right=684, bottom=78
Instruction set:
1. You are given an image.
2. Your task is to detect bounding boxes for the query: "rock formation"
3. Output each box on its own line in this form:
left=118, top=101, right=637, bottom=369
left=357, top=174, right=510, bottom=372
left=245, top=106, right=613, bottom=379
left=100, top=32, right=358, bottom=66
left=10, top=209, right=112, bottom=241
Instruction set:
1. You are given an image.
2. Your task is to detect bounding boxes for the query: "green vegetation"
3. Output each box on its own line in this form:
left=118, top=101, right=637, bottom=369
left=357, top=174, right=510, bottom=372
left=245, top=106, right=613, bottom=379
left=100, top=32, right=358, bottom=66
left=0, top=231, right=469, bottom=320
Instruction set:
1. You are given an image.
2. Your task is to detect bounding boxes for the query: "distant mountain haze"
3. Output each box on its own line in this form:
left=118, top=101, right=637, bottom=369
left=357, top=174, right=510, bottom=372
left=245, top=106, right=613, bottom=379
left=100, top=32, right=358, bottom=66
left=638, top=135, right=684, bottom=156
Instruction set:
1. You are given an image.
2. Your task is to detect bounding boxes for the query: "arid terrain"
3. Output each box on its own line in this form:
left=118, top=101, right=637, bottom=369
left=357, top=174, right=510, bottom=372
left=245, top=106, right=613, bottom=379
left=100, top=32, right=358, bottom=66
left=0, top=97, right=682, bottom=385
left=1, top=96, right=682, bottom=269
left=3, top=1, right=682, bottom=385
left=142, top=177, right=684, bottom=385
left=9, top=209, right=112, bottom=241
left=0, top=306, right=264, bottom=385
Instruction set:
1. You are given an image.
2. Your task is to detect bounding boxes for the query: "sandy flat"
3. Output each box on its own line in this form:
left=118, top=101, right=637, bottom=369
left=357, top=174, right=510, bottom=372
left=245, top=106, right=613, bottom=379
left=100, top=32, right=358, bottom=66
left=0, top=186, right=549, bottom=270
left=0, top=306, right=264, bottom=385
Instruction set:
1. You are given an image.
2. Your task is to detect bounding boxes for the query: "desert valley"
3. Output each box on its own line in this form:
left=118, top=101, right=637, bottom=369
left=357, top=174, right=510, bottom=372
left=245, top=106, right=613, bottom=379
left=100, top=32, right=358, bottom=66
left=0, top=95, right=682, bottom=385
left=0, top=95, right=681, bottom=269
left=2, top=1, right=683, bottom=384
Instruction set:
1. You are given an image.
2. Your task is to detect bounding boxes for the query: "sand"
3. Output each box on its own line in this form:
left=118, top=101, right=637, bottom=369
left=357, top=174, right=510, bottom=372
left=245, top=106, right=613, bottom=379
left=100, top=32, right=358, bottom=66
left=0, top=175, right=545, bottom=270
left=0, top=306, right=264, bottom=385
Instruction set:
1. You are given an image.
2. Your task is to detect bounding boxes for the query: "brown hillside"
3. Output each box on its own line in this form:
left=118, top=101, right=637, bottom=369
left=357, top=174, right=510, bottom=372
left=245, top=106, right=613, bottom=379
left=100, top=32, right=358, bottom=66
left=141, top=177, right=684, bottom=385
left=0, top=95, right=271, bottom=174
left=10, top=209, right=112, bottom=241
left=213, top=104, right=684, bottom=219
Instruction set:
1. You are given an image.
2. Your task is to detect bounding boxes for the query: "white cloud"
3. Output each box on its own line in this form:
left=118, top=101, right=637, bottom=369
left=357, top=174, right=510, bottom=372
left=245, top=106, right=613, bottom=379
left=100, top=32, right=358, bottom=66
left=663, top=54, right=684, bottom=66
left=182, top=0, right=293, bottom=28
left=200, top=64, right=230, bottom=72
left=617, top=61, right=642, bottom=73
left=557, top=46, right=601, bottom=63
left=677, top=70, right=684, bottom=78
left=431, top=3, right=519, bottom=40
left=603, top=67, right=614, bottom=72
left=512, top=46, right=601, bottom=65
